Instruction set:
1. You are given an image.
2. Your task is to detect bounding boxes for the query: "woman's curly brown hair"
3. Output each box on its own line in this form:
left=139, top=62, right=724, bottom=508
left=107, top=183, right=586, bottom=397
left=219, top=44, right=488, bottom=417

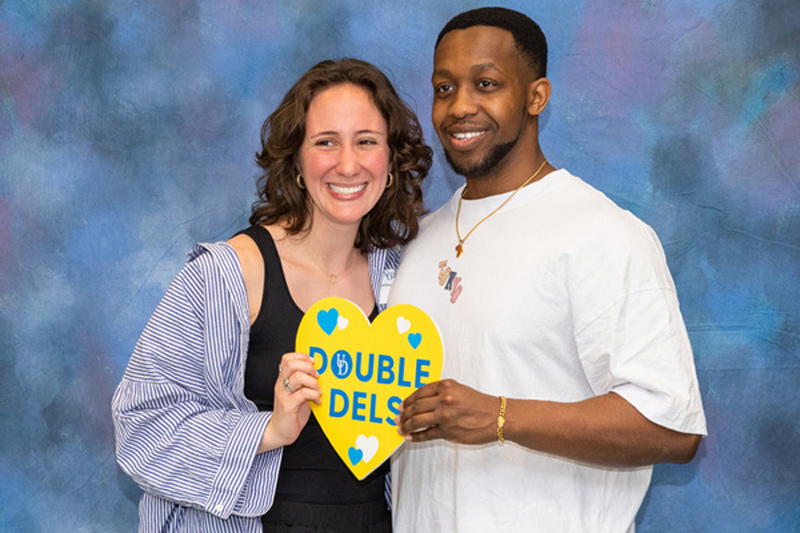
left=250, top=58, right=433, bottom=254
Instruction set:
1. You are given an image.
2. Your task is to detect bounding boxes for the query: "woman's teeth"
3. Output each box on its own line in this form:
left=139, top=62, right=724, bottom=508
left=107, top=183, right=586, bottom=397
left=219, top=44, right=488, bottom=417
left=328, top=183, right=367, bottom=194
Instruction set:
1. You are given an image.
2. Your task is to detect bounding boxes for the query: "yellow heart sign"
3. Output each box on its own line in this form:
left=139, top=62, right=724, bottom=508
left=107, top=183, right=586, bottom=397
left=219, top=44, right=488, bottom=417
left=296, top=297, right=444, bottom=480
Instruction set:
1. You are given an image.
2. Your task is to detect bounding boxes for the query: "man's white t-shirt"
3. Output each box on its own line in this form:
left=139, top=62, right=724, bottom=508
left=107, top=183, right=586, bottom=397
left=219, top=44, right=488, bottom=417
left=389, top=169, right=706, bottom=532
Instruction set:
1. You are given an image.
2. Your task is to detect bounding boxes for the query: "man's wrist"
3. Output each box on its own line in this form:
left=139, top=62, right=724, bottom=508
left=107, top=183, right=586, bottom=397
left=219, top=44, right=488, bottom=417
left=497, top=395, right=507, bottom=443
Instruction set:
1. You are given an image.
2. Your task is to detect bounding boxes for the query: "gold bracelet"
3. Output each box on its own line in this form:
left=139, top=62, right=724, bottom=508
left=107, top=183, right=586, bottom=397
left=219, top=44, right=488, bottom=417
left=497, top=395, right=507, bottom=443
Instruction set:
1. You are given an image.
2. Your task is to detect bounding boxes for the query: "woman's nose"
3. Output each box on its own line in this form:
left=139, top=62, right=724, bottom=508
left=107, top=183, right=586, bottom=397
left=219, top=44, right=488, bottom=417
left=337, top=145, right=359, bottom=176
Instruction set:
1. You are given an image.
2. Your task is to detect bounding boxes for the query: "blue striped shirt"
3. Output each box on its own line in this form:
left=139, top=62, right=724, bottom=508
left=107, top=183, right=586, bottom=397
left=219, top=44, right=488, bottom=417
left=112, top=240, right=398, bottom=532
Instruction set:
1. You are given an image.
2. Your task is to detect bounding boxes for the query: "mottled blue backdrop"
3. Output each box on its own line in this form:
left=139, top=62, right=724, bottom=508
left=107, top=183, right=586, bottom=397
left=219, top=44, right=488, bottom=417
left=1, top=0, right=798, bottom=531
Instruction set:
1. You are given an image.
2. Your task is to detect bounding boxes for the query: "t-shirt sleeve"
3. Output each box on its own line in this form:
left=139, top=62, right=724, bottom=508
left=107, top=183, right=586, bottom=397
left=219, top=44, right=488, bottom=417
left=570, top=219, right=707, bottom=435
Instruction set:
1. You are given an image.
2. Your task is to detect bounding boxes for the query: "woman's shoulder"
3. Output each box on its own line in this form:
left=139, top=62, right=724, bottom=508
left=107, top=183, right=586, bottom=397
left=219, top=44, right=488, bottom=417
left=185, top=240, right=241, bottom=274
left=227, top=232, right=261, bottom=273
left=226, top=226, right=277, bottom=295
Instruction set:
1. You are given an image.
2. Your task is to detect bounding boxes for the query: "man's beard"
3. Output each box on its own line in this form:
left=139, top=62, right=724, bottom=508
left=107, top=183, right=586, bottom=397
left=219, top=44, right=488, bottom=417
left=443, top=137, right=518, bottom=178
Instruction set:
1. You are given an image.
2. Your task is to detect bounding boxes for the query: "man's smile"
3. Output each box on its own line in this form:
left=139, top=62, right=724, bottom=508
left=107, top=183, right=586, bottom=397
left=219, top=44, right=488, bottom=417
left=451, top=131, right=486, bottom=140
left=444, top=127, right=489, bottom=150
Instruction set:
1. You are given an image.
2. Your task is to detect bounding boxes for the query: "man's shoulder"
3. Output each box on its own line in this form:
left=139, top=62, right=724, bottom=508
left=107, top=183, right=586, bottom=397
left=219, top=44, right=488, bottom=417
left=556, top=171, right=652, bottom=233
left=538, top=171, right=663, bottom=266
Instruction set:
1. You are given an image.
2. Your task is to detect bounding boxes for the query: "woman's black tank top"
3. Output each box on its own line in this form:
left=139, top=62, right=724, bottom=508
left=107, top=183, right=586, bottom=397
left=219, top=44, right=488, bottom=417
left=239, top=225, right=387, bottom=506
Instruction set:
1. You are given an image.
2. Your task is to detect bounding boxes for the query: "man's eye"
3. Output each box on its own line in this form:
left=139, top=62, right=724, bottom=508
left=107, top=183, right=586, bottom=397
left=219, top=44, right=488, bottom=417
left=477, top=80, right=496, bottom=89
left=435, top=84, right=453, bottom=94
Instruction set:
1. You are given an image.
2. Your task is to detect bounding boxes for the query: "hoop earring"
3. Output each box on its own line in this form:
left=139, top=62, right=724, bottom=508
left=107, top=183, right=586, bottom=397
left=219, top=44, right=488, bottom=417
left=386, top=173, right=394, bottom=189
left=296, top=174, right=306, bottom=189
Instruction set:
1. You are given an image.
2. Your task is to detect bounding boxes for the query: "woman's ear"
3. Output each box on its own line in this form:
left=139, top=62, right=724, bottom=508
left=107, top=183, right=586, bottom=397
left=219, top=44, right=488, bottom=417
left=527, top=77, right=552, bottom=116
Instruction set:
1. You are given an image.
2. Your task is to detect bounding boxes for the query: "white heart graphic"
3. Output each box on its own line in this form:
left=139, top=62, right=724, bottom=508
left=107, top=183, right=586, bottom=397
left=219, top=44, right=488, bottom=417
left=356, top=435, right=379, bottom=463
left=337, top=316, right=349, bottom=330
left=396, top=316, right=411, bottom=334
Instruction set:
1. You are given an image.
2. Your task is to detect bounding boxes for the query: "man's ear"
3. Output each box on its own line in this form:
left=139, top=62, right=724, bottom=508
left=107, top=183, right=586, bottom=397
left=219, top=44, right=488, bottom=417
left=527, top=77, right=551, bottom=116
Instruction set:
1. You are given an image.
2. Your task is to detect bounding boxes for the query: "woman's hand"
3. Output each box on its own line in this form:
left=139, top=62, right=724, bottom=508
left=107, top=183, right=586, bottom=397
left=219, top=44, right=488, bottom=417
left=257, top=352, right=322, bottom=453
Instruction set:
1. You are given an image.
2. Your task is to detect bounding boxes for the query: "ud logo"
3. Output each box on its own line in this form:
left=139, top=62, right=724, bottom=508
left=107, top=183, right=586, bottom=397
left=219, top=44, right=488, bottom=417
left=332, top=351, right=352, bottom=378
left=438, top=261, right=463, bottom=304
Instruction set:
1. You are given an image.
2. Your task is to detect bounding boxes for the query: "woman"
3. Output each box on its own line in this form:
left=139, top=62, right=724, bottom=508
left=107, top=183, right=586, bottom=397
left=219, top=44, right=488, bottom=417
left=112, top=58, right=432, bottom=532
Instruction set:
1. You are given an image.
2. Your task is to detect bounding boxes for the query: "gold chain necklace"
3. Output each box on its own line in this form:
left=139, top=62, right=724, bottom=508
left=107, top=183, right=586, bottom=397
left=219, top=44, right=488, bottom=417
left=301, top=242, right=348, bottom=284
left=455, top=160, right=548, bottom=257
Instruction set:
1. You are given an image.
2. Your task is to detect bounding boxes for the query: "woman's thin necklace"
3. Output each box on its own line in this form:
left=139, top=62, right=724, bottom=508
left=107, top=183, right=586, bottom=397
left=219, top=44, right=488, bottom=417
left=455, top=159, right=548, bottom=258
left=301, top=241, right=348, bottom=284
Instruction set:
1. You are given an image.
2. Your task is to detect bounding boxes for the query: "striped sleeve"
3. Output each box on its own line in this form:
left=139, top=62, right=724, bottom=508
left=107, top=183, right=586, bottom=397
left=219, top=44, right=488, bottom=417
left=369, top=245, right=400, bottom=312
left=368, top=245, right=400, bottom=510
left=112, top=244, right=281, bottom=521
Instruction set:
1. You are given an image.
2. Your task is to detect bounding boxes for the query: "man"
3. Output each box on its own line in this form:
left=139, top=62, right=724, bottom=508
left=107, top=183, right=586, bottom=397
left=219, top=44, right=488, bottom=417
left=389, top=7, right=707, bottom=532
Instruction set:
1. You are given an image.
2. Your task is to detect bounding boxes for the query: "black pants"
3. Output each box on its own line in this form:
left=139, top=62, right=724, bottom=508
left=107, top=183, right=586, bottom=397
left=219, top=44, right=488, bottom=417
left=261, top=499, right=391, bottom=532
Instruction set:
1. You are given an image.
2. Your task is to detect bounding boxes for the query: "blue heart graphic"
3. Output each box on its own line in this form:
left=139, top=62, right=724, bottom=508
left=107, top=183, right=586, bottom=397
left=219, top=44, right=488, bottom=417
left=408, top=332, right=422, bottom=349
left=348, top=446, right=363, bottom=466
left=317, top=308, right=339, bottom=336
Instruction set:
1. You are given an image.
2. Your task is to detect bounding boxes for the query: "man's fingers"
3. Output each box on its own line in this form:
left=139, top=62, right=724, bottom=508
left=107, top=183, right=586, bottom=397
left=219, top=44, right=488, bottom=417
left=397, top=411, right=440, bottom=436
left=402, top=395, right=440, bottom=419
left=404, top=425, right=444, bottom=443
left=395, top=395, right=439, bottom=429
left=402, top=382, right=440, bottom=408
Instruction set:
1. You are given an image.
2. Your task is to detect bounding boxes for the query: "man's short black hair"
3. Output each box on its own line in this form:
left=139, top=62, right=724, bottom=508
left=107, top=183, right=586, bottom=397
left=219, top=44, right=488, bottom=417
left=435, top=6, right=548, bottom=78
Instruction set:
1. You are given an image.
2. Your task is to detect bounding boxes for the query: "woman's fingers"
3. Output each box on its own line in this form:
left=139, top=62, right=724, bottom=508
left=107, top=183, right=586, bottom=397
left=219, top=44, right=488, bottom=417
left=279, top=352, right=318, bottom=376
left=279, top=372, right=322, bottom=400
left=275, top=352, right=322, bottom=406
left=295, top=385, right=322, bottom=406
left=259, top=352, right=327, bottom=451
left=278, top=352, right=319, bottom=394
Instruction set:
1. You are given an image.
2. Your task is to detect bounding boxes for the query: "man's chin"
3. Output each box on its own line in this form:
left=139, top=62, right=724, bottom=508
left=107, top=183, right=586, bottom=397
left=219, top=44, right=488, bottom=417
left=444, top=152, right=490, bottom=179
left=443, top=139, right=517, bottom=179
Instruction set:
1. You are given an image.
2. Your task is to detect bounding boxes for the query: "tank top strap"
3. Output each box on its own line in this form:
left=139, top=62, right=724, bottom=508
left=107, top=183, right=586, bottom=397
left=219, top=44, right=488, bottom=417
left=236, top=224, right=280, bottom=265
left=235, top=225, right=302, bottom=327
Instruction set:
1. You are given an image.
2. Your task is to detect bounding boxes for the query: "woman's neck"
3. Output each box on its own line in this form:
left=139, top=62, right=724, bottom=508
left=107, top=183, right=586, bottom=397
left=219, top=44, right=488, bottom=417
left=284, top=217, right=363, bottom=274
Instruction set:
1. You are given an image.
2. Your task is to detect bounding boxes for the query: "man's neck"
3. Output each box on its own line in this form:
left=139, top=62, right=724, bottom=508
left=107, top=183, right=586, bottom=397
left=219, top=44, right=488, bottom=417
left=463, top=152, right=552, bottom=200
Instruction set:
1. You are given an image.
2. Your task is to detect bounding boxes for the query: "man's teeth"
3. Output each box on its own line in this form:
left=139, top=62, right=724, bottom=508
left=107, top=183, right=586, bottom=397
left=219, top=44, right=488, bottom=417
left=452, top=131, right=485, bottom=140
left=329, top=183, right=367, bottom=194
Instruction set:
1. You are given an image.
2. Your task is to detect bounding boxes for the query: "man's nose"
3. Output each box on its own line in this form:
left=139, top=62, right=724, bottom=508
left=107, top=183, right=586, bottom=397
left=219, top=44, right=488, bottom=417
left=448, top=88, right=479, bottom=119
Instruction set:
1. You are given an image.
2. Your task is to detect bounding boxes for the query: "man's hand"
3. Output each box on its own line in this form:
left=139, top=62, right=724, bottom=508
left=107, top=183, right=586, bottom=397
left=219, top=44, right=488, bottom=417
left=396, top=379, right=499, bottom=444
left=396, top=381, right=702, bottom=466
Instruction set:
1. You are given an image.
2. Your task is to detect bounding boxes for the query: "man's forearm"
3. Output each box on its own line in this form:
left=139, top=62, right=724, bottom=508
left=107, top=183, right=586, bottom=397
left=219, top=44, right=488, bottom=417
left=505, top=392, right=702, bottom=467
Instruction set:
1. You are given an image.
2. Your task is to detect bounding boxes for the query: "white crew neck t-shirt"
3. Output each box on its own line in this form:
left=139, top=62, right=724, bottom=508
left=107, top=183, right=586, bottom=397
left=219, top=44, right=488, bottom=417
left=389, top=169, right=706, bottom=533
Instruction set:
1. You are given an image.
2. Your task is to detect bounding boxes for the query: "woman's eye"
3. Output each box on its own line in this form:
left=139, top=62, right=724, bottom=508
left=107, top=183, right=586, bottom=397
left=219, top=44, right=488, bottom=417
left=315, top=139, right=334, bottom=147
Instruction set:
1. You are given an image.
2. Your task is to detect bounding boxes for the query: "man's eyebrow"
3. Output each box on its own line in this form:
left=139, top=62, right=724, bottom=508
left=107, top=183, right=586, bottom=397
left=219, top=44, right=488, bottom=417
left=432, top=63, right=502, bottom=78
left=470, top=62, right=501, bottom=73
